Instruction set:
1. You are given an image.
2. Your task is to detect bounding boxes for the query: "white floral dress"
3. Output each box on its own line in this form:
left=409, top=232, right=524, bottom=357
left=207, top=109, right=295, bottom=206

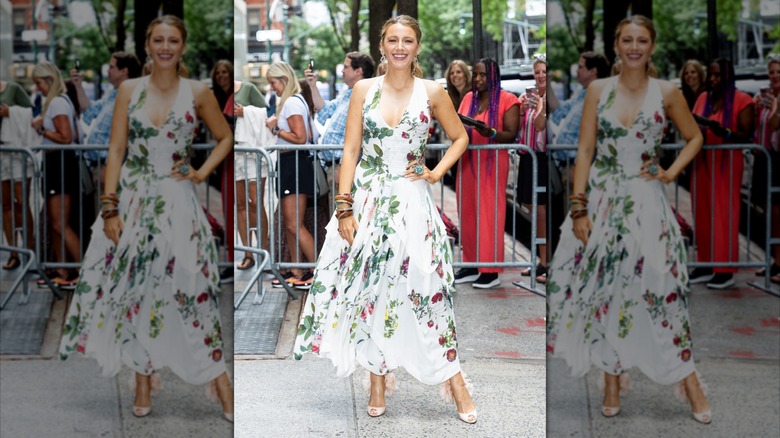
left=59, top=77, right=227, bottom=385
left=546, top=77, right=697, bottom=385
left=294, top=77, right=463, bottom=385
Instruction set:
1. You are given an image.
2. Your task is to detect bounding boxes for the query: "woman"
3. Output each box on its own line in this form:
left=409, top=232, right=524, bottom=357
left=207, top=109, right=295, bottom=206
left=293, top=15, right=477, bottom=423
left=234, top=78, right=269, bottom=271
left=211, top=60, right=236, bottom=281
left=265, top=62, right=317, bottom=289
left=453, top=58, right=520, bottom=289
left=689, top=58, right=754, bottom=289
left=31, top=61, right=82, bottom=288
left=752, top=57, right=780, bottom=283
left=0, top=79, right=35, bottom=270
left=517, top=56, right=550, bottom=283
left=59, top=15, right=234, bottom=421
left=546, top=15, right=712, bottom=423
left=445, top=60, right=471, bottom=111
left=680, top=60, right=706, bottom=111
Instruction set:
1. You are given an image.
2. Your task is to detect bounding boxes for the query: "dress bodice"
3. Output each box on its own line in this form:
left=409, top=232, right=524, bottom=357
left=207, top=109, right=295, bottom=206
left=359, top=77, right=432, bottom=176
left=126, top=77, right=197, bottom=178
left=593, top=77, right=665, bottom=182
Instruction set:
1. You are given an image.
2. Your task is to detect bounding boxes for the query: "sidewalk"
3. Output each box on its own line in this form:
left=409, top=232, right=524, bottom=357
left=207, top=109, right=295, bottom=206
left=234, top=269, right=548, bottom=438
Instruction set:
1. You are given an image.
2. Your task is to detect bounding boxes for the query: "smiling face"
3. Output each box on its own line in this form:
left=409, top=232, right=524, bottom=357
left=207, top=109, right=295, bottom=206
left=534, top=61, right=547, bottom=93
left=267, top=76, right=286, bottom=96
left=146, top=23, right=185, bottom=72
left=615, top=22, right=654, bottom=73
left=380, top=22, right=420, bottom=73
left=449, top=64, right=466, bottom=89
left=707, top=63, right=721, bottom=92
left=107, top=56, right=128, bottom=88
left=769, top=61, right=780, bottom=92
left=214, top=65, right=232, bottom=91
left=683, top=64, right=701, bottom=91
left=33, top=77, right=51, bottom=96
left=341, top=57, right=360, bottom=88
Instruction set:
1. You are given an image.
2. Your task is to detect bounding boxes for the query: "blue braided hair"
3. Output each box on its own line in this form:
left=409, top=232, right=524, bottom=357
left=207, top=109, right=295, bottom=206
left=466, top=58, right=501, bottom=172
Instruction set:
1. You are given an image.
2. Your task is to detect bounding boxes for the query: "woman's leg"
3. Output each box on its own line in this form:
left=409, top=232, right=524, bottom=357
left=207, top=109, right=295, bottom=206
left=235, top=180, right=253, bottom=265
left=258, top=178, right=269, bottom=250
left=449, top=372, right=476, bottom=420
left=280, top=194, right=315, bottom=277
left=215, top=372, right=234, bottom=417
left=368, top=372, right=386, bottom=414
left=15, top=180, right=35, bottom=252
left=47, top=194, right=81, bottom=276
left=1, top=181, right=18, bottom=260
left=683, top=371, right=711, bottom=422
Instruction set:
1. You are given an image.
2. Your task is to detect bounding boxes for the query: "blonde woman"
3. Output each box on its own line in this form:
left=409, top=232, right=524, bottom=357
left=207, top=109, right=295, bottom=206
left=59, top=15, right=234, bottom=422
left=31, top=61, right=82, bottom=288
left=293, top=15, right=477, bottom=424
left=547, top=15, right=712, bottom=424
left=265, top=62, right=318, bottom=290
left=445, top=59, right=472, bottom=111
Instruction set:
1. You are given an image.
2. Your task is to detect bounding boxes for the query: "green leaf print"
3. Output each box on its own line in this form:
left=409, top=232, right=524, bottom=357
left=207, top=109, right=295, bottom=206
left=139, top=144, right=148, bottom=156
left=373, top=144, right=383, bottom=156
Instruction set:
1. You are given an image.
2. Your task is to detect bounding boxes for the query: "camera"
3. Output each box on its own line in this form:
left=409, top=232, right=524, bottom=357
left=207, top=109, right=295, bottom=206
left=309, top=59, right=315, bottom=71
left=74, top=59, right=80, bottom=72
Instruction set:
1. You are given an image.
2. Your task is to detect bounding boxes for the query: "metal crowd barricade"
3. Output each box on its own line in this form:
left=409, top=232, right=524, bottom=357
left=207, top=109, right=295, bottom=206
left=547, top=142, right=777, bottom=297
left=0, top=142, right=229, bottom=309
left=233, top=142, right=545, bottom=308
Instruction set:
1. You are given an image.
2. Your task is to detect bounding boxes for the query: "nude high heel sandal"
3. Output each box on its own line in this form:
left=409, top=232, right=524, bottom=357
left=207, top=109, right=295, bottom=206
left=441, top=372, right=477, bottom=424
left=599, top=372, right=630, bottom=418
left=675, top=371, right=712, bottom=424
left=363, top=371, right=396, bottom=417
left=207, top=374, right=234, bottom=423
left=130, top=372, right=161, bottom=418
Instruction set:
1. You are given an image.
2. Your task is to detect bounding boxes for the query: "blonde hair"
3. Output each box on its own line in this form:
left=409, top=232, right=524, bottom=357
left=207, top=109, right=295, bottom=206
left=614, top=15, right=657, bottom=77
left=266, top=62, right=300, bottom=113
left=145, top=15, right=189, bottom=77
left=32, top=61, right=66, bottom=117
left=380, top=15, right=424, bottom=78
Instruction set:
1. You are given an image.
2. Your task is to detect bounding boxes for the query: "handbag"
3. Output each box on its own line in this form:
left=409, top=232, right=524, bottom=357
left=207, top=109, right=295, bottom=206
left=294, top=95, right=329, bottom=197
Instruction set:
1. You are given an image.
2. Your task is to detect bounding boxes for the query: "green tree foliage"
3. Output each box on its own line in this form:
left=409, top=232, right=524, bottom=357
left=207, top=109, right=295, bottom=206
left=418, top=0, right=473, bottom=77
left=653, top=0, right=708, bottom=78
left=483, top=0, right=510, bottom=42
left=183, top=0, right=233, bottom=79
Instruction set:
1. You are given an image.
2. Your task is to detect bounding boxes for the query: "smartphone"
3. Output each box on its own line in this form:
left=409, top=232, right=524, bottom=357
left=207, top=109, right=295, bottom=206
left=309, top=59, right=315, bottom=71
left=74, top=59, right=80, bottom=72
left=526, top=86, right=538, bottom=96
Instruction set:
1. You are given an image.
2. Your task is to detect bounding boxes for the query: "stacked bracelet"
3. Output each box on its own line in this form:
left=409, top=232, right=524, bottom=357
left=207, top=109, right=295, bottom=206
left=335, top=208, right=353, bottom=220
left=568, top=192, right=588, bottom=220
left=489, top=128, right=498, bottom=139
left=100, top=193, right=119, bottom=220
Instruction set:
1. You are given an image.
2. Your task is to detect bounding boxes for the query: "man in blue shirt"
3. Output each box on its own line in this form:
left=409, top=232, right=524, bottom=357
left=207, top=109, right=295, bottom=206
left=72, top=52, right=141, bottom=176
left=304, top=52, right=375, bottom=176
left=548, top=51, right=609, bottom=166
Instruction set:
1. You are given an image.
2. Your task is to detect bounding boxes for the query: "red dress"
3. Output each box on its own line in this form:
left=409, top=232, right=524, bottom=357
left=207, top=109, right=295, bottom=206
left=456, top=91, right=519, bottom=273
left=691, top=91, right=753, bottom=273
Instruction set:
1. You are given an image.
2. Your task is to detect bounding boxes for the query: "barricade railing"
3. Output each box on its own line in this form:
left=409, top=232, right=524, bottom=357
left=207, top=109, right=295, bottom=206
left=547, top=142, right=777, bottom=297
left=233, top=143, right=545, bottom=306
left=0, top=143, right=229, bottom=307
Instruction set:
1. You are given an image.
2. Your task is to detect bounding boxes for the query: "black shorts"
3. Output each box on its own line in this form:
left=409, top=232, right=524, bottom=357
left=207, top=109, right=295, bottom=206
left=43, top=150, right=80, bottom=198
left=518, top=151, right=549, bottom=206
left=751, top=149, right=780, bottom=205
left=277, top=151, right=315, bottom=198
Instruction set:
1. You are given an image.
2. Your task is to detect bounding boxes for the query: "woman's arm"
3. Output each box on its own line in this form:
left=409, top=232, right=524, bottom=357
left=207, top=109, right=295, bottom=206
left=185, top=80, right=234, bottom=184
left=570, top=80, right=605, bottom=245
left=646, top=82, right=703, bottom=183
left=533, top=96, right=546, bottom=132
left=276, top=114, right=307, bottom=144
left=101, top=79, right=134, bottom=244
left=415, top=81, right=469, bottom=183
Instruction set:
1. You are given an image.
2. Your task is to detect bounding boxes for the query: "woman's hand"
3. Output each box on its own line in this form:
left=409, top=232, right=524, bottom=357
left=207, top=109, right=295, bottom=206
left=405, top=161, right=441, bottom=184
left=235, top=103, right=244, bottom=118
left=338, top=215, right=358, bottom=246
left=639, top=160, right=673, bottom=184
left=103, top=215, right=123, bottom=245
left=572, top=215, right=592, bottom=245
left=265, top=115, right=278, bottom=130
left=31, top=116, right=43, bottom=131
left=171, top=159, right=207, bottom=184
left=473, top=124, right=492, bottom=138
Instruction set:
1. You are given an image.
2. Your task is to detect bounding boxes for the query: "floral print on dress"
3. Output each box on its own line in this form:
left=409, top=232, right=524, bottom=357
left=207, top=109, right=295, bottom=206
left=546, top=77, right=697, bottom=385
left=293, top=77, right=463, bottom=385
left=59, top=77, right=226, bottom=385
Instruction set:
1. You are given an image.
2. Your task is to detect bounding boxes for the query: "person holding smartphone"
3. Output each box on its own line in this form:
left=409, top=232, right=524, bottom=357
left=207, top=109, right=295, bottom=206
left=752, top=57, right=780, bottom=283
left=517, top=56, right=551, bottom=283
left=453, top=58, right=520, bottom=289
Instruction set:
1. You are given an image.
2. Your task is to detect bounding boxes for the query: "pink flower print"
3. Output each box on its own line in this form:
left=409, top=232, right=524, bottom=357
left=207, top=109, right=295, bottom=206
left=641, top=151, right=650, bottom=162
left=331, top=289, right=339, bottom=300
left=96, top=288, right=104, bottom=300
left=636, top=131, right=644, bottom=139
left=105, top=250, right=114, bottom=267
left=402, top=132, right=409, bottom=139
left=546, top=344, right=554, bottom=353
left=665, top=292, right=678, bottom=304
left=400, top=257, right=409, bottom=276
left=680, top=349, right=691, bottom=362
left=406, top=152, right=415, bottom=161
left=362, top=259, right=371, bottom=282
left=166, top=257, right=175, bottom=276
left=438, top=336, right=446, bottom=345
left=201, top=261, right=209, bottom=277
left=339, top=250, right=349, bottom=268
left=565, top=288, right=572, bottom=299
left=185, top=111, right=194, bottom=123
left=574, top=250, right=583, bottom=268
left=172, top=152, right=181, bottom=161
left=673, top=336, right=680, bottom=346
left=653, top=112, right=663, bottom=123
left=661, top=320, right=669, bottom=328
left=670, top=261, right=678, bottom=278
left=436, top=261, right=444, bottom=278
left=427, top=321, right=434, bottom=328
left=446, top=348, right=457, bottom=362
left=132, top=302, right=140, bottom=315
left=212, top=349, right=222, bottom=362
left=419, top=111, right=429, bottom=124
left=634, top=257, right=644, bottom=276
left=312, top=334, right=322, bottom=353
left=432, top=292, right=443, bottom=304
left=204, top=336, right=212, bottom=346
left=366, top=302, right=374, bottom=316
left=167, top=131, right=175, bottom=139
left=193, top=320, right=200, bottom=328
left=197, top=292, right=209, bottom=303
left=77, top=344, right=86, bottom=353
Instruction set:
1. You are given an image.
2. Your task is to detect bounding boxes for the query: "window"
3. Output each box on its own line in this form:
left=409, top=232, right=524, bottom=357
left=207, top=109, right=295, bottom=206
left=248, top=8, right=260, bottom=36
left=13, top=8, right=26, bottom=39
